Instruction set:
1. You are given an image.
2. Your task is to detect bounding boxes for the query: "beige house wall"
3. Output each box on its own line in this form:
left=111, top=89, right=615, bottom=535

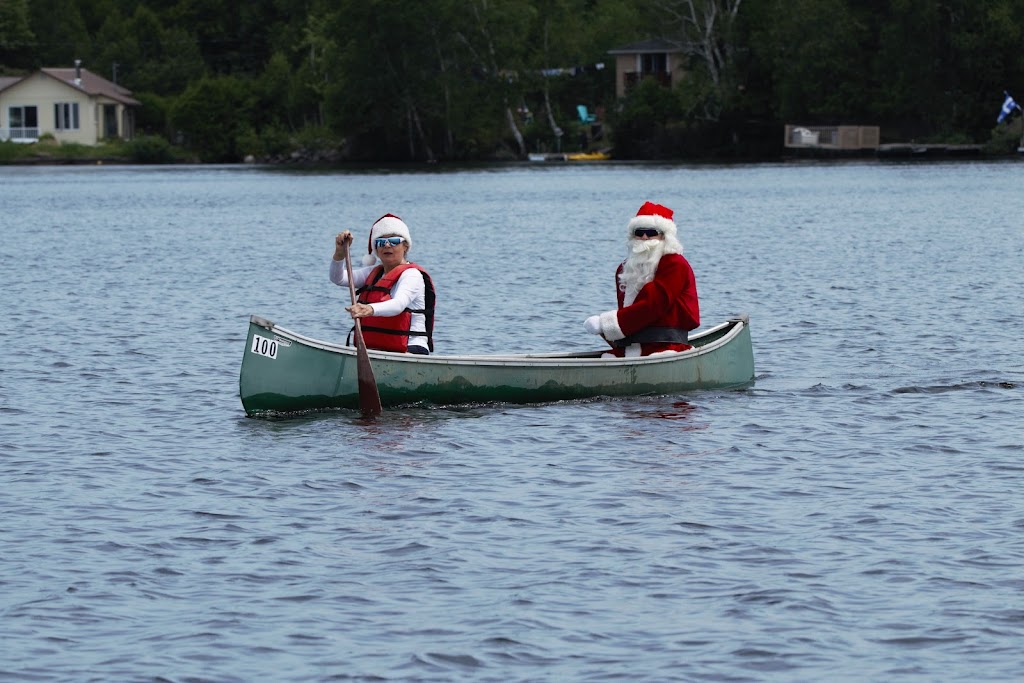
left=613, top=53, right=686, bottom=98
left=1, top=72, right=132, bottom=144
left=614, top=57, right=631, bottom=98
left=669, top=54, right=685, bottom=84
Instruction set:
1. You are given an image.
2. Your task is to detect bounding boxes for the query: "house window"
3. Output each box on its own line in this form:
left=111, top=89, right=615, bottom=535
left=8, top=105, right=39, bottom=139
left=640, top=53, right=667, bottom=75
left=55, top=102, right=80, bottom=130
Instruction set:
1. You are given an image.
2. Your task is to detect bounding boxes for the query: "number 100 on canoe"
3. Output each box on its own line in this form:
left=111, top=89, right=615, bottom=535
left=250, top=334, right=279, bottom=359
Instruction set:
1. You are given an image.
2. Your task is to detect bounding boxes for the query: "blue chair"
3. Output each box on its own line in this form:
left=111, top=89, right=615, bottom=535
left=577, top=105, right=597, bottom=123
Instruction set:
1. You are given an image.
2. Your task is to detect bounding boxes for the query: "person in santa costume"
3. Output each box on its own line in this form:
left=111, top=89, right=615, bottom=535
left=331, top=213, right=435, bottom=354
left=583, top=201, right=699, bottom=357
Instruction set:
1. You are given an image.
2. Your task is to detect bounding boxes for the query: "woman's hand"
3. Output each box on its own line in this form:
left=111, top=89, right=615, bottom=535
left=334, top=231, right=354, bottom=260
left=346, top=303, right=374, bottom=319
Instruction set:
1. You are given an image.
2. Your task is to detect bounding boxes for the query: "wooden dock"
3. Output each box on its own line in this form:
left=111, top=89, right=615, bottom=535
left=876, top=143, right=983, bottom=158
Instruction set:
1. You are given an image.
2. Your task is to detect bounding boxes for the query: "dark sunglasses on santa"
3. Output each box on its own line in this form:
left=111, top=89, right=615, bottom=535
left=633, top=228, right=662, bottom=238
left=374, top=236, right=405, bottom=248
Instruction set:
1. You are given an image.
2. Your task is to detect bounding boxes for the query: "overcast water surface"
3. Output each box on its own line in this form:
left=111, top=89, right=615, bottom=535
left=2, top=160, right=1023, bottom=682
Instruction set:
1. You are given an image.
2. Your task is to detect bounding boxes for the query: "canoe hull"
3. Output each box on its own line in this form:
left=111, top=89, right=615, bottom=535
left=239, top=315, right=754, bottom=415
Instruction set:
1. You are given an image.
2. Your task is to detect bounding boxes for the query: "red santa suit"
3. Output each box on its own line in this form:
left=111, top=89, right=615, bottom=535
left=586, top=201, right=700, bottom=357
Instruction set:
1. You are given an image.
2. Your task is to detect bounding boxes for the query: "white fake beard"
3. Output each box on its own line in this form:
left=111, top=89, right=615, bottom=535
left=620, top=239, right=666, bottom=306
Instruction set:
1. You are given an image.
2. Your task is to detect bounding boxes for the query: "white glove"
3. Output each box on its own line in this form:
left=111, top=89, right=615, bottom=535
left=584, top=315, right=602, bottom=335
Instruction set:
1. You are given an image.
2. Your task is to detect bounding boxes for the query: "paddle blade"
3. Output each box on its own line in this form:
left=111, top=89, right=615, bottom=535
left=343, top=246, right=383, bottom=419
left=354, top=326, right=382, bottom=418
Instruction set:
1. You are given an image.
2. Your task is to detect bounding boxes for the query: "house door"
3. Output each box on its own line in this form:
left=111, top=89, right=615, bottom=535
left=103, top=104, right=118, bottom=139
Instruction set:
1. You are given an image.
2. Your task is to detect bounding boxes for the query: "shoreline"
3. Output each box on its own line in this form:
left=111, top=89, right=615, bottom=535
left=1, top=147, right=1018, bottom=168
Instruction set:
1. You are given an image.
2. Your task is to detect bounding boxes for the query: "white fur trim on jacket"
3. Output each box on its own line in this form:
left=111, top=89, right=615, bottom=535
left=599, top=309, right=625, bottom=341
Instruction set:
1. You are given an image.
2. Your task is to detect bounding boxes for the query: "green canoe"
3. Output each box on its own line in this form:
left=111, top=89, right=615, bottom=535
left=239, top=314, right=755, bottom=415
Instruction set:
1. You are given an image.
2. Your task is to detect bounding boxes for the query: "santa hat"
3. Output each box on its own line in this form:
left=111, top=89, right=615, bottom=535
left=627, top=201, right=677, bottom=239
left=363, top=213, right=412, bottom=266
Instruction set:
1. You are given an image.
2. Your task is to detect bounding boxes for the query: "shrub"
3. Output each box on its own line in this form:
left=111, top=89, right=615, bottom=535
left=985, top=121, right=1023, bottom=155
left=128, top=135, right=176, bottom=164
left=56, top=142, right=92, bottom=158
left=0, top=141, right=27, bottom=162
left=170, top=75, right=251, bottom=162
left=295, top=125, right=338, bottom=151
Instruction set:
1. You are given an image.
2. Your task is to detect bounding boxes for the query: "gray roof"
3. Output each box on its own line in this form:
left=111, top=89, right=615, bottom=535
left=41, top=68, right=141, bottom=106
left=0, top=68, right=140, bottom=106
left=608, top=39, right=685, bottom=55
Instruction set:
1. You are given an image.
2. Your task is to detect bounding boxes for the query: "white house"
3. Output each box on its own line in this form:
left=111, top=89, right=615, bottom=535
left=0, top=62, right=139, bottom=144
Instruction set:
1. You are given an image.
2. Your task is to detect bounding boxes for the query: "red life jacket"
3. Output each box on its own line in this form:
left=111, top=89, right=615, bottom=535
left=355, top=263, right=435, bottom=352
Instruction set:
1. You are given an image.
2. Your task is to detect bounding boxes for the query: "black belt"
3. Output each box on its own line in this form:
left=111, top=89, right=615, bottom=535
left=611, top=327, right=689, bottom=348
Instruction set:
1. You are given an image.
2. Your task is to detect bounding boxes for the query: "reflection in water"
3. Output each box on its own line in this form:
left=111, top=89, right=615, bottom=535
left=627, top=399, right=704, bottom=422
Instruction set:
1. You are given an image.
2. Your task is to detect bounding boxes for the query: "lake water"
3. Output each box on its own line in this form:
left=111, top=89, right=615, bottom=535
left=1, top=160, right=1022, bottom=682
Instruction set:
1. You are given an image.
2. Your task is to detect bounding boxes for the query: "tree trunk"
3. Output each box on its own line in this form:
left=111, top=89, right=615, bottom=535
left=657, top=0, right=744, bottom=120
left=408, top=103, right=436, bottom=163
left=543, top=86, right=563, bottom=152
left=505, top=106, right=526, bottom=157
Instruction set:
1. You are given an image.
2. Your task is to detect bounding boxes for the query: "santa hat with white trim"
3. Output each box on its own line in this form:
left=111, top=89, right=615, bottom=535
left=363, top=213, right=412, bottom=266
left=627, top=201, right=683, bottom=254
left=627, top=201, right=677, bottom=238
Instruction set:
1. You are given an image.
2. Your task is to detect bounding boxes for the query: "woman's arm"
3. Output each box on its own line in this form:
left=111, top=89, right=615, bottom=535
left=329, top=259, right=349, bottom=286
left=331, top=260, right=378, bottom=288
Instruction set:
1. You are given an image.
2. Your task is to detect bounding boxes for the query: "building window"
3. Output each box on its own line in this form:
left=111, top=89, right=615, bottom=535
left=55, top=102, right=80, bottom=130
left=8, top=105, right=39, bottom=138
left=640, top=53, right=667, bottom=75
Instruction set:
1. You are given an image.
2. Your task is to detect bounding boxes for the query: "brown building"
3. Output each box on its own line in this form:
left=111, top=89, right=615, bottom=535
left=607, top=39, right=686, bottom=99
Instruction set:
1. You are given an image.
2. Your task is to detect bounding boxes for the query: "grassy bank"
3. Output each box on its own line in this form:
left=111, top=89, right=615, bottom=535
left=0, top=135, right=191, bottom=165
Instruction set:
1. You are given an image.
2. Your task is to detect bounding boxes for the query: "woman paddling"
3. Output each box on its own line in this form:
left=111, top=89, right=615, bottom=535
left=331, top=213, right=436, bottom=354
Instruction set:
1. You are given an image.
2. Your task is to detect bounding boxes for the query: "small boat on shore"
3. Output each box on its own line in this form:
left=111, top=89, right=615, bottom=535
left=239, top=315, right=754, bottom=415
left=527, top=150, right=612, bottom=162
left=565, top=151, right=611, bottom=161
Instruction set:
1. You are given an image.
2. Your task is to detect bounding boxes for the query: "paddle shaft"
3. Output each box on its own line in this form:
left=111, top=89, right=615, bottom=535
left=343, top=245, right=383, bottom=418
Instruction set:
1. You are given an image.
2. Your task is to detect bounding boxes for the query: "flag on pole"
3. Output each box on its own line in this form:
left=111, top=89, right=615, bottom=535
left=997, top=92, right=1021, bottom=124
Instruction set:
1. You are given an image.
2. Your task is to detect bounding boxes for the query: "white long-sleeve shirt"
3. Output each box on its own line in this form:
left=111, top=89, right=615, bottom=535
left=330, top=259, right=428, bottom=351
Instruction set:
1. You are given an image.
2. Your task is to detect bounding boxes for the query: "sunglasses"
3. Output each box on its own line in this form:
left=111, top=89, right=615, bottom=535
left=633, top=228, right=662, bottom=238
left=374, top=236, right=405, bottom=248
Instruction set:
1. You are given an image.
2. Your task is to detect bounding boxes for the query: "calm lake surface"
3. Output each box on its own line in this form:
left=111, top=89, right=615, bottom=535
left=2, top=160, right=1022, bottom=682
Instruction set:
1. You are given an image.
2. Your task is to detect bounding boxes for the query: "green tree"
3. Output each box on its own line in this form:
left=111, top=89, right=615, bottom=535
left=254, top=50, right=293, bottom=129
left=612, top=76, right=686, bottom=157
left=0, top=0, right=35, bottom=69
left=452, top=0, right=538, bottom=157
left=89, top=4, right=205, bottom=95
left=134, top=6, right=204, bottom=92
left=28, top=0, right=92, bottom=66
left=90, top=8, right=133, bottom=83
left=650, top=0, right=746, bottom=121
left=170, top=74, right=251, bottom=161
left=325, top=0, right=477, bottom=160
left=522, top=0, right=603, bottom=151
left=748, top=0, right=868, bottom=123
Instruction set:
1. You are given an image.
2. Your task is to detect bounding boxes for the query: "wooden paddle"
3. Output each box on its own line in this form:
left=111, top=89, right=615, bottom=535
left=342, top=243, right=383, bottom=418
